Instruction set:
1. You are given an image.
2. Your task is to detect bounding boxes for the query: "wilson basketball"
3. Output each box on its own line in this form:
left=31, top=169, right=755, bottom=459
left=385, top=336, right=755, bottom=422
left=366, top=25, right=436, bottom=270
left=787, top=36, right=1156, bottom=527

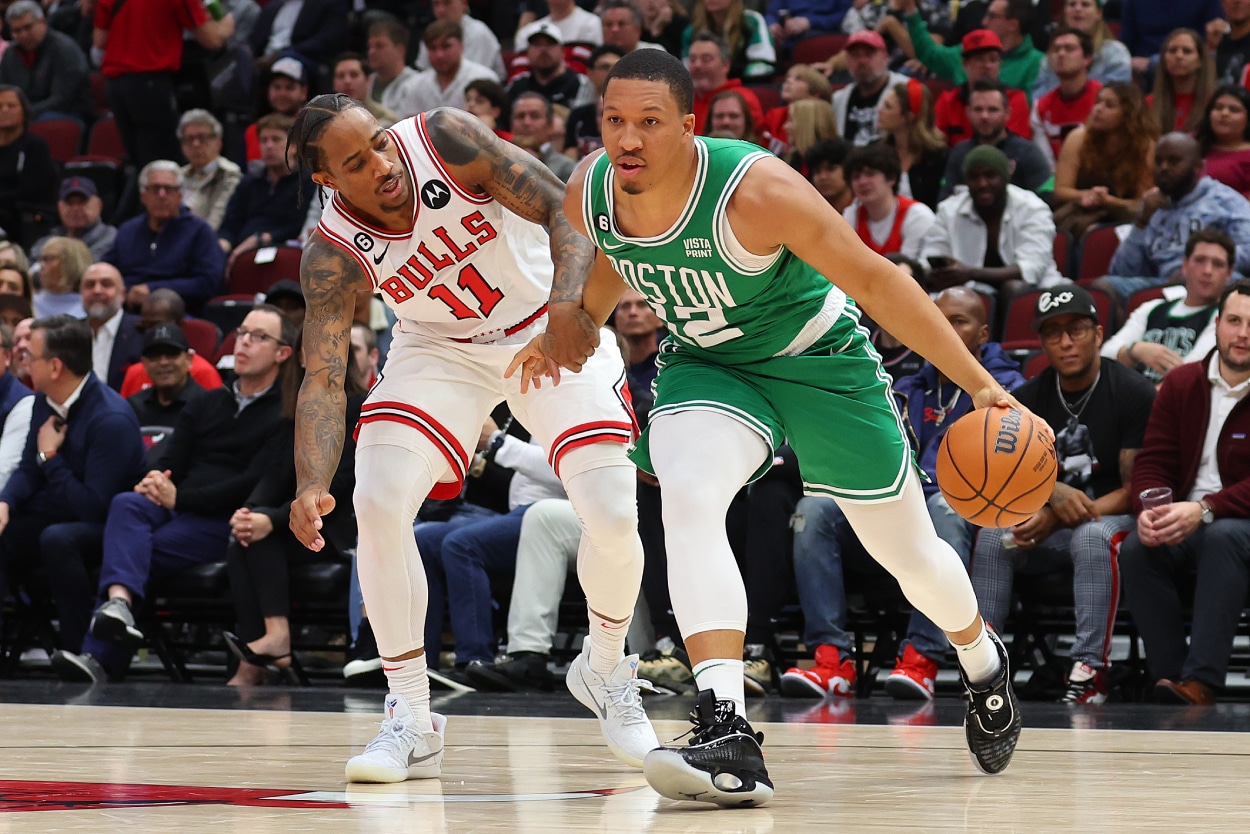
left=936, top=405, right=1058, bottom=528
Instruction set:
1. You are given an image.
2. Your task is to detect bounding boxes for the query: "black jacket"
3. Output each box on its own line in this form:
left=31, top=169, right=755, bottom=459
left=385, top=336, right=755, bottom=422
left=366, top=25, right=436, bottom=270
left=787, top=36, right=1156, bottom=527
left=249, top=0, right=349, bottom=67
left=162, top=381, right=285, bottom=519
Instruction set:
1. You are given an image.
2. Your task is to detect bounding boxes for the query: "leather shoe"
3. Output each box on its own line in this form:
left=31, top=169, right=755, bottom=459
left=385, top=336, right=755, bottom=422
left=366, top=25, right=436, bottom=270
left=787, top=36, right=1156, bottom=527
left=1155, top=678, right=1215, bottom=705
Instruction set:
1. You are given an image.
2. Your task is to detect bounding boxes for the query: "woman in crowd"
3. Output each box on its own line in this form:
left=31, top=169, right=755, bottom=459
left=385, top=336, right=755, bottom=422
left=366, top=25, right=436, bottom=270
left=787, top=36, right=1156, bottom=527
left=0, top=264, right=30, bottom=303
left=639, top=0, right=688, bottom=56
left=0, top=241, right=28, bottom=275
left=761, top=64, right=831, bottom=153
left=1196, top=84, right=1250, bottom=197
left=1148, top=28, right=1215, bottom=134
left=784, top=98, right=838, bottom=172
left=1052, top=82, right=1158, bottom=238
left=1033, top=0, right=1132, bottom=97
left=703, top=88, right=760, bottom=144
left=32, top=237, right=89, bottom=318
left=223, top=331, right=366, bottom=686
left=681, top=0, right=775, bottom=80
left=875, top=78, right=948, bottom=210
left=178, top=109, right=243, bottom=233
left=0, top=86, right=56, bottom=250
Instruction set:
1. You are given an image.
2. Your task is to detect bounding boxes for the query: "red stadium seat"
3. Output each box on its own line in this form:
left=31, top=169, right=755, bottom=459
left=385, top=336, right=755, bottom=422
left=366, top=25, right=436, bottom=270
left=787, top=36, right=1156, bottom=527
left=792, top=34, right=847, bottom=66
left=225, top=245, right=303, bottom=297
left=1077, top=225, right=1121, bottom=282
left=180, top=317, right=221, bottom=359
left=86, top=115, right=127, bottom=160
left=30, top=119, right=83, bottom=164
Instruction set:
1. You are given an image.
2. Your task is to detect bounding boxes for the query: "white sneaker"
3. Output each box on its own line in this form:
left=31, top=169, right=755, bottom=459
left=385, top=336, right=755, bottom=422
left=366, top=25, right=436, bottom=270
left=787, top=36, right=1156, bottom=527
left=345, top=694, right=447, bottom=783
left=566, top=637, right=659, bottom=768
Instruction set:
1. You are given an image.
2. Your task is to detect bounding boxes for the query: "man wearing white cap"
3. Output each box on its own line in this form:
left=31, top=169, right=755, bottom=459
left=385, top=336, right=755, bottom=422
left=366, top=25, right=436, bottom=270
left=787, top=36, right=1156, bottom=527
left=505, top=21, right=595, bottom=119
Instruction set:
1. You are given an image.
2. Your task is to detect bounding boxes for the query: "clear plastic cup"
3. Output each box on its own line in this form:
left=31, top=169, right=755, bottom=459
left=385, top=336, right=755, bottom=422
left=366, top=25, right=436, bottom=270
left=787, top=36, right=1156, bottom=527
left=1139, top=487, right=1173, bottom=511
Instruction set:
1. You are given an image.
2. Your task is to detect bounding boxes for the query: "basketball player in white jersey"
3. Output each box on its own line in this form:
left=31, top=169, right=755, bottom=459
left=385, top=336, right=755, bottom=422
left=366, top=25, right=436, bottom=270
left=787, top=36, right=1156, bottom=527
left=286, top=95, right=657, bottom=783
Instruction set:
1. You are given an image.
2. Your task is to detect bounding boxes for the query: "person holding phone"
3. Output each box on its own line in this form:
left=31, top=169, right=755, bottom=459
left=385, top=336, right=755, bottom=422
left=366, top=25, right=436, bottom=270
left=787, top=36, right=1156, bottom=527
left=918, top=145, right=1064, bottom=313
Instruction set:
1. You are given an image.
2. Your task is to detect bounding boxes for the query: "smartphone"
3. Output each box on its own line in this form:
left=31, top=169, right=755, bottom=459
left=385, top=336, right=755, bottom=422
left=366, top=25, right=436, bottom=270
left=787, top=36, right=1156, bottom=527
left=927, top=255, right=952, bottom=270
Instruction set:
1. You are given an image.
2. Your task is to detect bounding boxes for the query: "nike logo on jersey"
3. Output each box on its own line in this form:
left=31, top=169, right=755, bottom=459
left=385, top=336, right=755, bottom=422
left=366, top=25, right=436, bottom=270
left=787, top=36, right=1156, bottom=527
left=372, top=241, right=390, bottom=265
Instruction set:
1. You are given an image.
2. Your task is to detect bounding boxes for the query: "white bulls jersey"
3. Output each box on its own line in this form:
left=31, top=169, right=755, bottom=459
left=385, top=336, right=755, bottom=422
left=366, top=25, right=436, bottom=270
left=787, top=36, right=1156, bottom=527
left=317, top=113, right=553, bottom=342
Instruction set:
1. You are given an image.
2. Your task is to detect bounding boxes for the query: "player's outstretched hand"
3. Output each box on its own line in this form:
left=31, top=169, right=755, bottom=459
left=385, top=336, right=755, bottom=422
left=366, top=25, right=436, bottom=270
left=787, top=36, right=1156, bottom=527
left=972, top=385, right=1057, bottom=445
left=505, top=336, right=562, bottom=393
left=544, top=302, right=599, bottom=371
left=290, top=489, right=335, bottom=551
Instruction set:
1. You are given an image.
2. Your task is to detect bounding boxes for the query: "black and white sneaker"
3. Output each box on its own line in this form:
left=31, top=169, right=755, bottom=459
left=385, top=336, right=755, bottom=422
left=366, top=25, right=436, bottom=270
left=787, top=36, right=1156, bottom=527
left=89, top=597, right=144, bottom=645
left=643, top=689, right=773, bottom=807
left=960, top=629, right=1022, bottom=775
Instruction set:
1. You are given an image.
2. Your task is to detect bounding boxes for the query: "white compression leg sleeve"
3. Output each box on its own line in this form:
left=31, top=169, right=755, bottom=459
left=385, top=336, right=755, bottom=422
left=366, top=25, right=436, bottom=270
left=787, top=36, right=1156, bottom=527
left=563, top=452, right=644, bottom=673
left=354, top=443, right=439, bottom=659
left=647, top=412, right=769, bottom=639
left=836, top=472, right=980, bottom=636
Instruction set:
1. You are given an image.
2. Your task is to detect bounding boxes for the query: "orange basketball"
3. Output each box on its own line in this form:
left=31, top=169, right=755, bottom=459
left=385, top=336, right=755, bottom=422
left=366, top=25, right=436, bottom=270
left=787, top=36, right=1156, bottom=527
left=936, top=405, right=1058, bottom=528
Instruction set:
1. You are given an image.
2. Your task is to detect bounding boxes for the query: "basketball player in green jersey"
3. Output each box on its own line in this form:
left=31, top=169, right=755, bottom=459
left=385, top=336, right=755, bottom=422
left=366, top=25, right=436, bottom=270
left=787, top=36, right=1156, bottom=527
left=510, top=50, right=1050, bottom=807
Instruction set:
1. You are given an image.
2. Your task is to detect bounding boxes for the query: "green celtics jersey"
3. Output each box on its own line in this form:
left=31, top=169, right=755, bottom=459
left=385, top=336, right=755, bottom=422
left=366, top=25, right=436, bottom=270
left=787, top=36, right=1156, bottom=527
left=582, top=136, right=848, bottom=364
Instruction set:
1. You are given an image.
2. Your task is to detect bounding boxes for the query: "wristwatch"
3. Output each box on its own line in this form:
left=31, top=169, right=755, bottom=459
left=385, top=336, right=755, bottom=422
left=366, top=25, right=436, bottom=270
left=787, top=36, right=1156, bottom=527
left=36, top=450, right=54, bottom=466
left=1200, top=499, right=1215, bottom=525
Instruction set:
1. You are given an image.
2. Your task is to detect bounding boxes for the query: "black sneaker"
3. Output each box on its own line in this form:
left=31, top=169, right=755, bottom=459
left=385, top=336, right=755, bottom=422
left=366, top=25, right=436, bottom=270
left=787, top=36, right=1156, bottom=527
left=343, top=619, right=384, bottom=686
left=960, top=629, right=1022, bottom=775
left=89, top=597, right=144, bottom=645
left=466, top=652, right=556, bottom=692
left=642, top=689, right=774, bottom=807
left=51, top=650, right=106, bottom=683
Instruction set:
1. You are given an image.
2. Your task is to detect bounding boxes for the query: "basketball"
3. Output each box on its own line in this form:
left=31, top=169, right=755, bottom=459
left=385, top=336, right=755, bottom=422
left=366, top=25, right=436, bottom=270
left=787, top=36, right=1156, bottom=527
left=936, top=405, right=1058, bottom=528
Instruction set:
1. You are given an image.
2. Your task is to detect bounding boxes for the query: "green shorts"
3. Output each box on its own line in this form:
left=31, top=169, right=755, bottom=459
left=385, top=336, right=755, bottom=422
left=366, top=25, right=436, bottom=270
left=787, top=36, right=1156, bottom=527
left=631, top=312, right=916, bottom=503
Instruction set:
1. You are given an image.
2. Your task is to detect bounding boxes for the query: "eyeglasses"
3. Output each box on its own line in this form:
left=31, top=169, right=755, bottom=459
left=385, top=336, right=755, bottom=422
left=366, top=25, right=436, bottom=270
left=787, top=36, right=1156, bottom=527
left=181, top=132, right=217, bottom=145
left=1039, top=320, right=1097, bottom=344
left=235, top=327, right=287, bottom=346
left=144, top=184, right=181, bottom=195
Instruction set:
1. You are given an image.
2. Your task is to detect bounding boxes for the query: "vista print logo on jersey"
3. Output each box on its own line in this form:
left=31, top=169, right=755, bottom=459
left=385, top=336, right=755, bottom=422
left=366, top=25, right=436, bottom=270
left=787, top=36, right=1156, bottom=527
left=421, top=180, right=452, bottom=210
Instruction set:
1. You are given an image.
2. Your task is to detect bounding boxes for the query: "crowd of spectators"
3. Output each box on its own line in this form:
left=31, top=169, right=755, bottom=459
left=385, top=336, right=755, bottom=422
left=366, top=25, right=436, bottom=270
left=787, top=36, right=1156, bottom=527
left=0, top=0, right=1248, bottom=711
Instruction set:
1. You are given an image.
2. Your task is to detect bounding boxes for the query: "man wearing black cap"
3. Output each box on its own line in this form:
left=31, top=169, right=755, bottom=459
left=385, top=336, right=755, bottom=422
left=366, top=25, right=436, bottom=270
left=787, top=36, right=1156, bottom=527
left=264, top=279, right=305, bottom=329
left=30, top=177, right=117, bottom=264
left=126, top=322, right=204, bottom=433
left=970, top=285, right=1156, bottom=705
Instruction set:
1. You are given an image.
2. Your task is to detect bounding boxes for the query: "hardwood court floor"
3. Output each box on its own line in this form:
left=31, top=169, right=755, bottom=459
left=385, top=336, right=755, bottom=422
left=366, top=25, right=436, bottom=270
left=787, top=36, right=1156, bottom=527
left=0, top=687, right=1248, bottom=833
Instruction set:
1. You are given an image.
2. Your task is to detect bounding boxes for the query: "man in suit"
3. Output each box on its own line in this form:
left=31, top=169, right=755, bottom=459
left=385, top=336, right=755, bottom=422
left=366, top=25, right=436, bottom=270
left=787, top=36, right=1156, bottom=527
left=80, top=262, right=142, bottom=392
left=0, top=315, right=146, bottom=664
left=249, top=0, right=349, bottom=74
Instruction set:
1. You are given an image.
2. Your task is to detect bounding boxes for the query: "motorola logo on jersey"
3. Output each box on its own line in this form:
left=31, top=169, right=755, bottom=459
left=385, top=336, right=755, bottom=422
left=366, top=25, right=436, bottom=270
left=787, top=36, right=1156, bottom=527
left=353, top=232, right=374, bottom=252
left=421, top=180, right=452, bottom=210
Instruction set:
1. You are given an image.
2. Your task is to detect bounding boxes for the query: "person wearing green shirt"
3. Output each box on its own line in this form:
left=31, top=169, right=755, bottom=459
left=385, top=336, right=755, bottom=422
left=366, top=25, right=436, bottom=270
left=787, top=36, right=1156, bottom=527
left=897, top=0, right=1044, bottom=99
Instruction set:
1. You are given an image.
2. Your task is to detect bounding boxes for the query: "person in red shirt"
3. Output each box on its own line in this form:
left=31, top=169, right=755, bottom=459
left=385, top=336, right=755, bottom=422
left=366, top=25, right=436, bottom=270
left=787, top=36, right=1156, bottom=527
left=93, top=0, right=234, bottom=169
left=934, top=30, right=1031, bottom=147
left=687, top=31, right=762, bottom=135
left=1031, top=27, right=1102, bottom=165
left=1147, top=28, right=1215, bottom=135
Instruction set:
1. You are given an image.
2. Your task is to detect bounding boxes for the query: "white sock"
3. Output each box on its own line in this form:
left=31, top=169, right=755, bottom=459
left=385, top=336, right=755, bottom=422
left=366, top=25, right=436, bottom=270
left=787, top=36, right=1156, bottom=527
left=383, top=653, right=433, bottom=732
left=951, top=622, right=1002, bottom=686
left=692, top=658, right=746, bottom=716
left=588, top=606, right=630, bottom=675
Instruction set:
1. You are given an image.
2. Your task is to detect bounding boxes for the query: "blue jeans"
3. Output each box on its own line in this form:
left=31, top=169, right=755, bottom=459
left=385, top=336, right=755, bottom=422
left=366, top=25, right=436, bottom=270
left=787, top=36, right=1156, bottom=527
left=416, top=502, right=499, bottom=668
left=442, top=505, right=529, bottom=664
left=791, top=493, right=974, bottom=662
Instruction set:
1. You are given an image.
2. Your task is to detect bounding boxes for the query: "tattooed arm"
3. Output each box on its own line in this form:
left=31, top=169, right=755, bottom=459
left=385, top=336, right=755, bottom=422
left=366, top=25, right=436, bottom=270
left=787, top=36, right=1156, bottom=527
left=290, top=231, right=371, bottom=550
left=425, top=107, right=602, bottom=371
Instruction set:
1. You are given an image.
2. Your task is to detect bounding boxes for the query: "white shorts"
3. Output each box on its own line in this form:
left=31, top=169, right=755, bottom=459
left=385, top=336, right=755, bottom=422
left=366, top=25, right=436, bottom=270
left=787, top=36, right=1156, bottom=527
left=355, top=321, right=637, bottom=500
